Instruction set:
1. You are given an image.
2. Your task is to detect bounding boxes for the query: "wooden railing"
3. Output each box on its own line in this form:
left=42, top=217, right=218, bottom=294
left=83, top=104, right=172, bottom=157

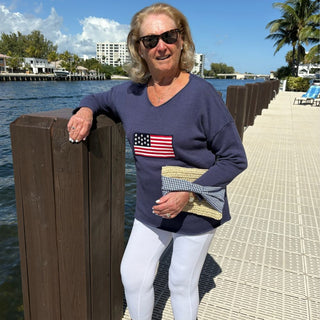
left=10, top=109, right=125, bottom=320
left=226, top=80, right=280, bottom=140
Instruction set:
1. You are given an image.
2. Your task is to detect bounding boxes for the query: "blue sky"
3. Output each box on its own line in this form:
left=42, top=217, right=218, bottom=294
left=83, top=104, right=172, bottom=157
left=0, top=0, right=294, bottom=74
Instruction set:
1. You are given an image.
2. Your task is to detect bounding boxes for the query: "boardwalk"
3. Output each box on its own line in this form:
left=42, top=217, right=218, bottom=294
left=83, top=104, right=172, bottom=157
left=122, top=91, right=320, bottom=320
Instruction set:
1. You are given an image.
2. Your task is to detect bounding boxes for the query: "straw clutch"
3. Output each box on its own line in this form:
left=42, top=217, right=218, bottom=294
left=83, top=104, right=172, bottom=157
left=161, top=166, right=223, bottom=220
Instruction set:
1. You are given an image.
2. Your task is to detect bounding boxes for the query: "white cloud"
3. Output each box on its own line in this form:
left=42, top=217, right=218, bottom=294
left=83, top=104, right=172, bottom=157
left=0, top=5, right=130, bottom=58
left=34, top=2, right=43, bottom=14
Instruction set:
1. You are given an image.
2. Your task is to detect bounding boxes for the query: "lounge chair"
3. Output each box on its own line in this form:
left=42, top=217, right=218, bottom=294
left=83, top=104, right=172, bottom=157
left=313, top=96, right=320, bottom=107
left=293, top=85, right=320, bottom=105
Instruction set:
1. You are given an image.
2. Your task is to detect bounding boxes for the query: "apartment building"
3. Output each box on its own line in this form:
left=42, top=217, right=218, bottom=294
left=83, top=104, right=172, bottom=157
left=192, top=53, right=205, bottom=78
left=96, top=42, right=131, bottom=67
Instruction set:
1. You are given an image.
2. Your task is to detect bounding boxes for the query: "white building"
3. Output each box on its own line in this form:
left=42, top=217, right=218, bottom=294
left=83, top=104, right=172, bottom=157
left=96, top=42, right=131, bottom=67
left=0, top=54, right=10, bottom=72
left=192, top=53, right=205, bottom=78
left=23, top=57, right=54, bottom=73
left=298, top=63, right=320, bottom=78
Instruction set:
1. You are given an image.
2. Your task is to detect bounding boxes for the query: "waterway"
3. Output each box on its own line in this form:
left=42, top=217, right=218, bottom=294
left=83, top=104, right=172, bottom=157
left=0, top=78, right=263, bottom=319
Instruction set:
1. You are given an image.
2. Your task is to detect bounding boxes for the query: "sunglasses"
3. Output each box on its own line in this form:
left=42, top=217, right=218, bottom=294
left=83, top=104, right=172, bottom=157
left=139, top=29, right=181, bottom=49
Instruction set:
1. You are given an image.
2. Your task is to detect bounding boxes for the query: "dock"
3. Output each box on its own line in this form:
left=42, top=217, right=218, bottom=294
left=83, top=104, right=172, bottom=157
left=0, top=72, right=106, bottom=81
left=122, top=91, right=320, bottom=320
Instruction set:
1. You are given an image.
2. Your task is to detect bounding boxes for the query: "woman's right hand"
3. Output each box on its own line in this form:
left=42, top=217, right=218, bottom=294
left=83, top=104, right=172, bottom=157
left=67, top=107, right=93, bottom=143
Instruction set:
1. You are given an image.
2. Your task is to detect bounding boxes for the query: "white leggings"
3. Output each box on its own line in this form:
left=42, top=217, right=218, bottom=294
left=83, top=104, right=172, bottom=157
left=120, top=219, right=215, bottom=320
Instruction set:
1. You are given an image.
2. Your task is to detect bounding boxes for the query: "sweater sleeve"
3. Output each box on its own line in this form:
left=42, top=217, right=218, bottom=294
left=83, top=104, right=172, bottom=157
left=194, top=86, right=248, bottom=188
left=195, top=121, right=247, bottom=187
left=78, top=88, right=120, bottom=122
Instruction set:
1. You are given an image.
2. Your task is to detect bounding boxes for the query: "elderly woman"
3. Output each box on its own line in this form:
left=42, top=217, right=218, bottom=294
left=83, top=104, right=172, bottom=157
left=68, top=3, right=247, bottom=320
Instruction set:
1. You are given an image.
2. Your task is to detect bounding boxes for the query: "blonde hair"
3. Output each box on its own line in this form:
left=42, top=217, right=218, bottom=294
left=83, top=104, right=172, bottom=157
left=126, top=3, right=195, bottom=84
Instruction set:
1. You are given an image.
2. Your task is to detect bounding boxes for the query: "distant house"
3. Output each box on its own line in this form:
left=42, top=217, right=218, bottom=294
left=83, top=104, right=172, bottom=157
left=89, top=69, right=97, bottom=77
left=0, top=54, right=10, bottom=72
left=23, top=57, right=54, bottom=74
left=298, top=63, right=320, bottom=78
left=76, top=66, right=88, bottom=75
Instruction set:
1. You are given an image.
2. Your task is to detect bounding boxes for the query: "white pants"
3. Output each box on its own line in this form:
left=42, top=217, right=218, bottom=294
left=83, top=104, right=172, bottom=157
left=120, top=219, right=215, bottom=320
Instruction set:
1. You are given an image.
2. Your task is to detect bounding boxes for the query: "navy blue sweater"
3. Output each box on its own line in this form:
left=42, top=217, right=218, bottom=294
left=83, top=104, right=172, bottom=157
left=79, top=74, right=247, bottom=234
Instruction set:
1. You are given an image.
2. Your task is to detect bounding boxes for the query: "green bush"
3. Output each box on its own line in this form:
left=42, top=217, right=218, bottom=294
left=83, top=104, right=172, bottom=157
left=286, top=77, right=310, bottom=92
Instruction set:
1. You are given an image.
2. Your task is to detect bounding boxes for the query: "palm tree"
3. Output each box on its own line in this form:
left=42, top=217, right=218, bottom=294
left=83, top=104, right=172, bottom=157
left=266, top=0, right=319, bottom=76
left=48, top=51, right=59, bottom=69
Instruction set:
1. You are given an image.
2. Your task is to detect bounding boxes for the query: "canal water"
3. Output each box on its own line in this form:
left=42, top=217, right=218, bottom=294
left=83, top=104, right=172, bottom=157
left=0, top=78, right=263, bottom=319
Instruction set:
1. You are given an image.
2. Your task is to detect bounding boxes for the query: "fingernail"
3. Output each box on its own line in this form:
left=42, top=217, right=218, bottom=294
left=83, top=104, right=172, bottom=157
left=75, top=140, right=79, bottom=143
left=69, top=137, right=74, bottom=143
left=155, top=199, right=160, bottom=204
left=83, top=137, right=86, bottom=141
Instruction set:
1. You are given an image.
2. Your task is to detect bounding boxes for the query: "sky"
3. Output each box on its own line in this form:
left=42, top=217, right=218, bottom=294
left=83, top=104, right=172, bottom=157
left=0, top=0, right=295, bottom=74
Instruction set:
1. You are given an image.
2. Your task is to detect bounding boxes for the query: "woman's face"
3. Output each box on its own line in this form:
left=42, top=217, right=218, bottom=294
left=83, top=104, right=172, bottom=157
left=139, top=14, right=183, bottom=76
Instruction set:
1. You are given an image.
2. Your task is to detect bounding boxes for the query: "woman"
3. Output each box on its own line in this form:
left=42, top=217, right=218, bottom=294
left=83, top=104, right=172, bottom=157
left=68, top=3, right=247, bottom=320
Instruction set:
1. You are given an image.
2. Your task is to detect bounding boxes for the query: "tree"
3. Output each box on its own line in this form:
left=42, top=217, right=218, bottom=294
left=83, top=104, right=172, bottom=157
left=0, top=30, right=57, bottom=59
left=0, top=32, right=25, bottom=57
left=25, top=30, right=57, bottom=58
left=275, top=65, right=292, bottom=79
left=59, top=51, right=73, bottom=71
left=266, top=0, right=319, bottom=76
left=47, top=51, right=59, bottom=68
left=6, top=53, right=23, bottom=72
left=210, top=62, right=235, bottom=75
left=82, top=58, right=101, bottom=71
left=58, top=51, right=84, bottom=73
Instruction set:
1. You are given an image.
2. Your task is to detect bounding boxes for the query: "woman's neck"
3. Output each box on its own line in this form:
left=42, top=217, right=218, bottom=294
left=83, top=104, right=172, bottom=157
left=147, top=71, right=190, bottom=106
left=150, top=69, right=182, bottom=87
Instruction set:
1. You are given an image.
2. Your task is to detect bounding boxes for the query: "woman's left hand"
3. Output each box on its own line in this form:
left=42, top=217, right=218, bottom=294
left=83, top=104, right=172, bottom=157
left=152, top=191, right=190, bottom=219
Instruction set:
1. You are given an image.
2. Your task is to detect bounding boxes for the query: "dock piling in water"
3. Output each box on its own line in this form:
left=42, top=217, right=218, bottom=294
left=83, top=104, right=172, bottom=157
left=10, top=109, right=125, bottom=320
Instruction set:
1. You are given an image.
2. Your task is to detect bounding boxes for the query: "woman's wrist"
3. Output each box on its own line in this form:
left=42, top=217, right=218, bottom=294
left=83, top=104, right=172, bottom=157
left=76, top=107, right=93, bottom=122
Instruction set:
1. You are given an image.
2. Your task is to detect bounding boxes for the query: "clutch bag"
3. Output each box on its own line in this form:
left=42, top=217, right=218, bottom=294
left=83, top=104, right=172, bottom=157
left=161, top=166, right=223, bottom=220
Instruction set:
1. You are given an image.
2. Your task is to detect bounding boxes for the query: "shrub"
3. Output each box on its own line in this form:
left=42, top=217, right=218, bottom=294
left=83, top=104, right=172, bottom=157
left=286, top=77, right=310, bottom=92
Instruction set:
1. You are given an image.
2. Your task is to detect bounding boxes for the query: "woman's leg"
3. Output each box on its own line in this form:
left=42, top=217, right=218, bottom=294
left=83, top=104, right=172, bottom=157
left=121, top=219, right=172, bottom=320
left=169, top=229, right=216, bottom=320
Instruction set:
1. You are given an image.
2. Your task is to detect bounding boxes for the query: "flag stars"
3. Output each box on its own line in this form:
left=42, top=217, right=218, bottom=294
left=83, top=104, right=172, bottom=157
left=135, top=133, right=150, bottom=146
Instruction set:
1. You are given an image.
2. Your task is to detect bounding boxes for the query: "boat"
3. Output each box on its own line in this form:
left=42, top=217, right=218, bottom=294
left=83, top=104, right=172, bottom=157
left=54, top=68, right=69, bottom=78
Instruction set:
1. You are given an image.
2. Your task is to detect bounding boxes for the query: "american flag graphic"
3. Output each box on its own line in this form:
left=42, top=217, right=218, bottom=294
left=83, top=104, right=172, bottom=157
left=133, top=133, right=175, bottom=158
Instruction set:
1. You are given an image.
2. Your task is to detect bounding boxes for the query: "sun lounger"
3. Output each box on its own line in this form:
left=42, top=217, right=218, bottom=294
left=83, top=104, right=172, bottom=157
left=293, top=85, right=320, bottom=105
left=313, top=97, right=320, bottom=107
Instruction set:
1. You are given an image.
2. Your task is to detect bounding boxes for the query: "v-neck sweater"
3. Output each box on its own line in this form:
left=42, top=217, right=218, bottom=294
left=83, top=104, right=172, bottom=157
left=78, top=74, right=247, bottom=234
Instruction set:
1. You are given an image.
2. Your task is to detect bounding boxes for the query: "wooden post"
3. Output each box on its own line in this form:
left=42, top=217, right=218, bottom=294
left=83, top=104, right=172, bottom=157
left=265, top=81, right=274, bottom=106
left=226, top=85, right=247, bottom=140
left=245, top=83, right=259, bottom=126
left=256, top=82, right=267, bottom=115
left=272, top=79, right=280, bottom=97
left=10, top=109, right=125, bottom=320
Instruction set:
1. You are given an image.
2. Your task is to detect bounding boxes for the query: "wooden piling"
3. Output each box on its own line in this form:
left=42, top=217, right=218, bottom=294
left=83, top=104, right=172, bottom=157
left=10, top=109, right=125, bottom=320
left=226, top=85, right=248, bottom=140
left=245, top=83, right=259, bottom=126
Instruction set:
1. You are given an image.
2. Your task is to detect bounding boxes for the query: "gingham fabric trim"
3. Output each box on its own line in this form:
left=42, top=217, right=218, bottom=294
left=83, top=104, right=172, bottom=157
left=161, top=176, right=225, bottom=213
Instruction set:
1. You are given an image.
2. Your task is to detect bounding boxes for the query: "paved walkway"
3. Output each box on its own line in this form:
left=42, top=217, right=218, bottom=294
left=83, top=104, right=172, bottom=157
left=122, top=91, right=320, bottom=320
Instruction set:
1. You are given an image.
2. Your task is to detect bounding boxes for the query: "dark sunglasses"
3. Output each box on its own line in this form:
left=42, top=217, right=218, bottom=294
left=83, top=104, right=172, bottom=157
left=139, top=29, right=181, bottom=49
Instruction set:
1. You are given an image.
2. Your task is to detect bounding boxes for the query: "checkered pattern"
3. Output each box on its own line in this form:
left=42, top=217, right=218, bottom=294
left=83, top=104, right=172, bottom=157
left=161, top=176, right=225, bottom=213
